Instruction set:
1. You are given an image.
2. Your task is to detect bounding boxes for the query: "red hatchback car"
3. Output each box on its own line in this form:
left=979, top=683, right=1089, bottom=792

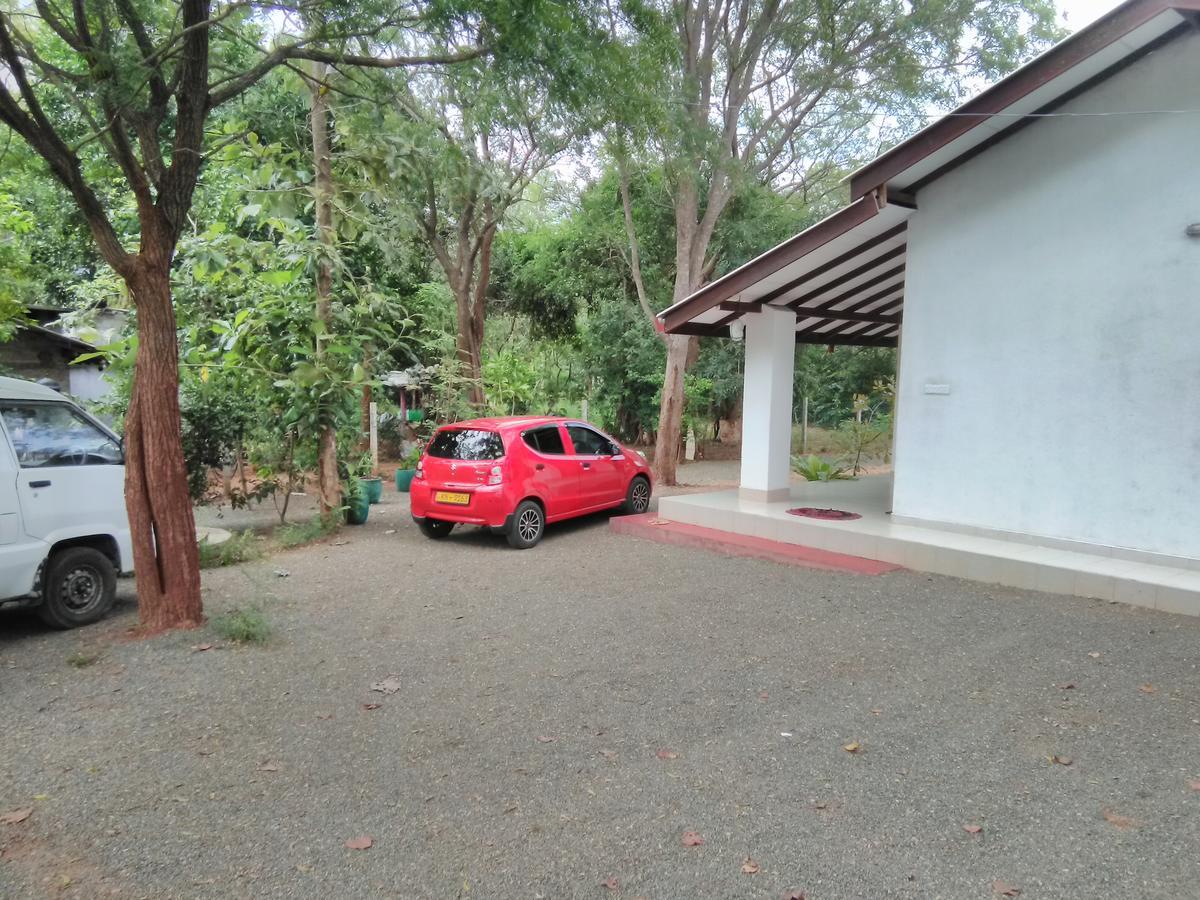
left=410, top=417, right=653, bottom=548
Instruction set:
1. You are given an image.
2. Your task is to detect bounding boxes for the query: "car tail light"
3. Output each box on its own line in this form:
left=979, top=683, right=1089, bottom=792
left=487, top=465, right=503, bottom=486
left=415, top=461, right=424, bottom=480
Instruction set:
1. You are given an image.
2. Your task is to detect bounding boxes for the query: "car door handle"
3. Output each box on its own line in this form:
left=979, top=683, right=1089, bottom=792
left=29, top=480, right=51, bottom=488
left=581, top=462, right=591, bottom=469
left=535, top=463, right=545, bottom=470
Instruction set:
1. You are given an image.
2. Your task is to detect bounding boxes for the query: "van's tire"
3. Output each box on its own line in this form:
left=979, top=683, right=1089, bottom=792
left=506, top=500, right=545, bottom=549
left=417, top=519, right=455, bottom=540
left=38, top=547, right=117, bottom=629
left=622, top=476, right=652, bottom=514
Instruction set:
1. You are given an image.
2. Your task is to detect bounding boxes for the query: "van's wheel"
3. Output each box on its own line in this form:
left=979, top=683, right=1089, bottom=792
left=418, top=519, right=455, bottom=540
left=506, top=500, right=545, bottom=549
left=38, top=547, right=117, bottom=629
left=623, top=476, right=652, bottom=514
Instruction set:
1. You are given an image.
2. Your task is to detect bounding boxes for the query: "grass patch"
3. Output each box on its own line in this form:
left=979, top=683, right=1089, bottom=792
left=274, top=514, right=338, bottom=549
left=198, top=530, right=261, bottom=569
left=66, top=650, right=102, bottom=668
left=210, top=607, right=271, bottom=645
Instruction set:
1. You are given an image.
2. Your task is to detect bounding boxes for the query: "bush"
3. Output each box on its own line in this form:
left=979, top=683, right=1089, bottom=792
left=791, top=454, right=851, bottom=482
left=197, top=530, right=261, bottom=569
left=210, top=607, right=271, bottom=644
left=275, top=515, right=338, bottom=549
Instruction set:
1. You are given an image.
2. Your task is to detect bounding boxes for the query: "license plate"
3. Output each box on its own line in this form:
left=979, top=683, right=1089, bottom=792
left=435, top=491, right=470, bottom=505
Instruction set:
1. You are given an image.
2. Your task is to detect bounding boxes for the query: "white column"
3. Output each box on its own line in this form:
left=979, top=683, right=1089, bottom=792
left=739, top=305, right=796, bottom=502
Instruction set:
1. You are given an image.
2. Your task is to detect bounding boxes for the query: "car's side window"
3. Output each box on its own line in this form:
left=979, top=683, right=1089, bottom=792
left=523, top=426, right=566, bottom=455
left=0, top=403, right=122, bottom=468
left=566, top=425, right=616, bottom=457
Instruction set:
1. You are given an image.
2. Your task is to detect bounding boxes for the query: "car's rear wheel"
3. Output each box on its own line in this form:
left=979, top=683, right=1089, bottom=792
left=38, top=547, right=117, bottom=629
left=418, top=519, right=455, bottom=540
left=623, top=476, right=652, bottom=514
left=506, top=500, right=545, bottom=549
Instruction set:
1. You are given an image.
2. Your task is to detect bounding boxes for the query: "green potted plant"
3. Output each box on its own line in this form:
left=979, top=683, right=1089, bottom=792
left=394, top=444, right=422, bottom=493
left=343, top=474, right=370, bottom=525
left=355, top=453, right=383, bottom=504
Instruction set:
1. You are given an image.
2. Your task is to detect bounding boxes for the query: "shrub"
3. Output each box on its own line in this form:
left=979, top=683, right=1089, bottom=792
left=791, top=454, right=851, bottom=482
left=197, top=530, right=261, bottom=569
left=275, top=515, right=338, bottom=549
left=210, top=607, right=271, bottom=644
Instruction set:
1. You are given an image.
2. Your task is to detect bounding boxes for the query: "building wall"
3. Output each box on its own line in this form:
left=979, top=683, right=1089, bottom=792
left=0, top=333, right=73, bottom=386
left=893, top=31, right=1200, bottom=560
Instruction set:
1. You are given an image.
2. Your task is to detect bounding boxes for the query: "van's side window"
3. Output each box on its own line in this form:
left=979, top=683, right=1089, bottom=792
left=0, top=403, right=122, bottom=467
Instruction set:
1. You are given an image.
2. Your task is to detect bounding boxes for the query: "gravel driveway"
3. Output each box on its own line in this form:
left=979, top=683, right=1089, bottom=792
left=2, top=489, right=1198, bottom=898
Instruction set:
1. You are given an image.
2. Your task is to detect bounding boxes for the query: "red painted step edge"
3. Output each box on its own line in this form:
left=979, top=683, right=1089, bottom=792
left=610, top=513, right=901, bottom=575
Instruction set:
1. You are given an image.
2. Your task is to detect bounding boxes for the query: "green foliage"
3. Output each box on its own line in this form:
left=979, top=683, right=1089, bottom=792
left=794, top=346, right=898, bottom=428
left=180, top=369, right=256, bottom=501
left=210, top=607, right=271, bottom=645
left=791, top=454, right=852, bottom=483
left=275, top=515, right=339, bottom=549
left=197, top=531, right=262, bottom=569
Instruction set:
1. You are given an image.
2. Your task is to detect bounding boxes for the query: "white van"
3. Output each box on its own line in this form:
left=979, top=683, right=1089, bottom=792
left=0, top=376, right=131, bottom=627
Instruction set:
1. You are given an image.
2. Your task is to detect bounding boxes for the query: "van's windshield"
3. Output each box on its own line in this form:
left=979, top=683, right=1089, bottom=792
left=0, top=402, right=123, bottom=467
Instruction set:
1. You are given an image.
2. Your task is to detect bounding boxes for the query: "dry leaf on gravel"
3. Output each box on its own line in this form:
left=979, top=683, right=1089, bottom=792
left=963, top=824, right=983, bottom=835
left=370, top=676, right=401, bottom=694
left=681, top=831, right=705, bottom=847
left=1189, top=779, right=1200, bottom=792
left=0, top=808, right=32, bottom=825
left=993, top=880, right=1020, bottom=896
left=784, top=892, right=807, bottom=900
left=758, top=691, right=769, bottom=701
left=869, top=708, right=883, bottom=715
left=1102, top=809, right=1139, bottom=829
left=1056, top=683, right=1076, bottom=690
left=1138, top=683, right=1156, bottom=694
left=191, top=643, right=214, bottom=652
left=601, top=877, right=619, bottom=890
left=361, top=703, right=381, bottom=711
left=741, top=857, right=760, bottom=875
left=257, top=762, right=279, bottom=772
left=1087, top=652, right=1101, bottom=659
left=536, top=735, right=556, bottom=744
left=656, top=748, right=679, bottom=760
left=344, top=835, right=373, bottom=850
left=1050, top=755, right=1073, bottom=766
left=842, top=741, right=861, bottom=754
left=599, top=750, right=618, bottom=761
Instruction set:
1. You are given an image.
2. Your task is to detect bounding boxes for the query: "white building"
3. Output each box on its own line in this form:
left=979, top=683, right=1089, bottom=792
left=656, top=0, right=1200, bottom=616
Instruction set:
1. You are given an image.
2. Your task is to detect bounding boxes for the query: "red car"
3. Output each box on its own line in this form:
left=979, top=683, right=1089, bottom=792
left=410, top=416, right=653, bottom=548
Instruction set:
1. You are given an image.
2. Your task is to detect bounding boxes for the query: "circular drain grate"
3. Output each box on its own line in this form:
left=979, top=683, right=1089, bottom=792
left=787, top=507, right=862, bottom=521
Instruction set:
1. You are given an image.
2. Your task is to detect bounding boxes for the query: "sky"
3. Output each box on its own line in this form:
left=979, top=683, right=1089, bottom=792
left=1058, top=0, right=1122, bottom=28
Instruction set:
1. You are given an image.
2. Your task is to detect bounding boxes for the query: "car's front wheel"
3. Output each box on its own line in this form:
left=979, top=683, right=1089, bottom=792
left=38, top=546, right=117, bottom=629
left=623, top=475, right=652, bottom=514
left=417, top=519, right=455, bottom=540
left=506, top=500, right=545, bottom=549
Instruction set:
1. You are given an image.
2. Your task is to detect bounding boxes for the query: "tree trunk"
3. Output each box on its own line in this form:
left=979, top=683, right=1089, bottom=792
left=651, top=332, right=693, bottom=484
left=454, top=284, right=485, bottom=408
left=309, top=68, right=340, bottom=515
left=124, top=259, right=203, bottom=632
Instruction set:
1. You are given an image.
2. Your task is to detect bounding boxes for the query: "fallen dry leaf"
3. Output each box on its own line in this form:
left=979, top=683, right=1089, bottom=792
left=344, top=835, right=373, bottom=850
left=535, top=735, right=556, bottom=744
left=741, top=857, right=760, bottom=875
left=681, top=830, right=705, bottom=847
left=869, top=708, right=883, bottom=715
left=361, top=703, right=381, bottom=711
left=993, top=880, right=1021, bottom=896
left=1102, top=809, right=1139, bottom=829
left=758, top=690, right=769, bottom=701
left=191, top=643, right=214, bottom=652
left=1138, top=683, right=1156, bottom=694
left=1050, top=755, right=1073, bottom=766
left=1189, top=779, right=1200, bottom=792
left=601, top=877, right=619, bottom=890
left=784, top=893, right=806, bottom=900
left=656, top=748, right=679, bottom=760
left=257, top=762, right=279, bottom=772
left=1087, top=652, right=1101, bottom=659
left=1056, top=683, right=1076, bottom=690
left=370, top=676, right=402, bottom=694
left=842, top=741, right=861, bottom=754
left=599, top=749, right=618, bottom=761
left=0, top=808, right=32, bottom=825
left=963, top=824, right=983, bottom=835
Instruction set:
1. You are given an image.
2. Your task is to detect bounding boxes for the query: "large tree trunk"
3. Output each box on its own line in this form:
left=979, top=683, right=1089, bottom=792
left=124, top=257, right=202, bottom=632
left=453, top=283, right=486, bottom=408
left=310, top=68, right=340, bottom=514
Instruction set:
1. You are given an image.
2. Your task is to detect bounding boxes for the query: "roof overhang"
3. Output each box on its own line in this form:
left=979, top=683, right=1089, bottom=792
left=659, top=193, right=914, bottom=347
left=848, top=0, right=1200, bottom=198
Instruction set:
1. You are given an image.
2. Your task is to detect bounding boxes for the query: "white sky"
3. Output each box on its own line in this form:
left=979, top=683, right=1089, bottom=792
left=1058, top=0, right=1122, bottom=28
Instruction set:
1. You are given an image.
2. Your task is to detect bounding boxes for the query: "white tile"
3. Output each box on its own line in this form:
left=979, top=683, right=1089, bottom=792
left=1035, top=563, right=1078, bottom=597
left=1114, top=577, right=1157, bottom=610
left=998, top=559, right=1040, bottom=591
left=1074, top=570, right=1115, bottom=601
left=1156, top=585, right=1200, bottom=617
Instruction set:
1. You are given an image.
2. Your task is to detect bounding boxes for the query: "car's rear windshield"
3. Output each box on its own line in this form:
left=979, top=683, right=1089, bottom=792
left=426, top=429, right=505, bottom=461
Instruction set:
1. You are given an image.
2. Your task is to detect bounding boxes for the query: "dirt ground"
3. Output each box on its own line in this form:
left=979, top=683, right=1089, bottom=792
left=2, top=484, right=1199, bottom=898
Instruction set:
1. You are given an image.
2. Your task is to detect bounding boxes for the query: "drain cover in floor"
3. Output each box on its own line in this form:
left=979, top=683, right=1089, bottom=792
left=787, top=507, right=862, bottom=521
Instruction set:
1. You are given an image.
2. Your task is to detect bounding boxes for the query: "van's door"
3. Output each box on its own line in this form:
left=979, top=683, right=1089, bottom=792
left=0, top=401, right=125, bottom=549
left=0, top=417, right=49, bottom=599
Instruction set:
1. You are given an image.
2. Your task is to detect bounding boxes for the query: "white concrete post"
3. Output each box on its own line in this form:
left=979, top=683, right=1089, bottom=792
left=739, top=305, right=796, bottom=502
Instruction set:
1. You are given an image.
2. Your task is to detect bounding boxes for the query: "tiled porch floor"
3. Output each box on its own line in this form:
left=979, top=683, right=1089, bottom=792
left=657, top=476, right=1200, bottom=617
